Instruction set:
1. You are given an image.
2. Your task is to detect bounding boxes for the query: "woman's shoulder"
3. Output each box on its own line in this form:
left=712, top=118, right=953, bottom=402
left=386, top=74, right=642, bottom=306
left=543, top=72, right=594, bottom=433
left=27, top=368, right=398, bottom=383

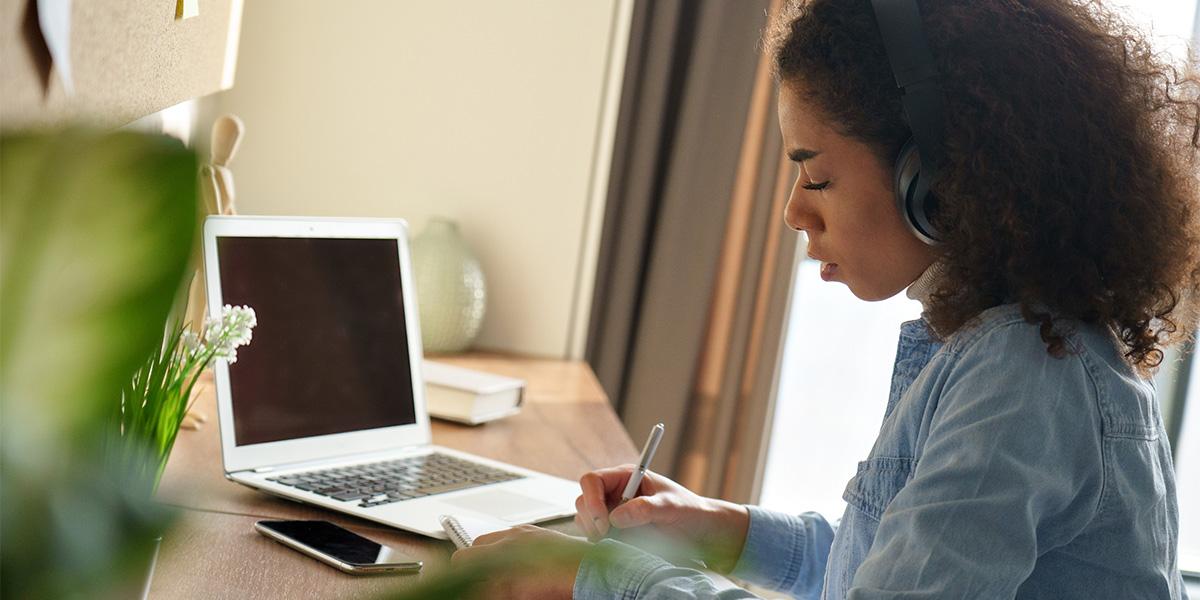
left=938, top=303, right=1032, bottom=353
left=941, top=304, right=1126, bottom=367
left=932, top=303, right=1157, bottom=438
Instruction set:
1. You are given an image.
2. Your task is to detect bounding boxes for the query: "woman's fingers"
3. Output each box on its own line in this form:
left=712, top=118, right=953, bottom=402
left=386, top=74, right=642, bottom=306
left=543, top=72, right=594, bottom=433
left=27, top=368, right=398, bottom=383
left=589, top=465, right=640, bottom=494
left=609, top=495, right=668, bottom=529
left=576, top=465, right=683, bottom=539
left=576, top=472, right=607, bottom=530
left=472, top=527, right=520, bottom=547
left=578, top=468, right=632, bottom=537
left=574, top=495, right=600, bottom=539
left=451, top=539, right=500, bottom=566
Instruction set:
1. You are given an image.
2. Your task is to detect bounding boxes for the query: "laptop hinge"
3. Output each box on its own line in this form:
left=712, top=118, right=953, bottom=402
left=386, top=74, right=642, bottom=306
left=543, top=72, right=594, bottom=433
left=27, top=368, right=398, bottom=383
left=232, top=445, right=431, bottom=477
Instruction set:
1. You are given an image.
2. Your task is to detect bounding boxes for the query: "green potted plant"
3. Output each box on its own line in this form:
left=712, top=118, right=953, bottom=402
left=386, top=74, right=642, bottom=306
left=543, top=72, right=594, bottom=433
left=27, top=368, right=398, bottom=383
left=108, top=303, right=256, bottom=498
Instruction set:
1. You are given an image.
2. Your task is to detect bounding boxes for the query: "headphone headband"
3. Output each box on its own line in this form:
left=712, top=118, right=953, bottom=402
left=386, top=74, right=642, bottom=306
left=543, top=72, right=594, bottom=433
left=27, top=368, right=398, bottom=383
left=870, top=0, right=947, bottom=244
left=871, top=0, right=939, bottom=88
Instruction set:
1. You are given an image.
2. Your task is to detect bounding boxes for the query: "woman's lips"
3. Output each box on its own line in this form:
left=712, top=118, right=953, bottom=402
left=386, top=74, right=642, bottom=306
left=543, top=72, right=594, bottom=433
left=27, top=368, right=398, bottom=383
left=819, top=262, right=839, bottom=281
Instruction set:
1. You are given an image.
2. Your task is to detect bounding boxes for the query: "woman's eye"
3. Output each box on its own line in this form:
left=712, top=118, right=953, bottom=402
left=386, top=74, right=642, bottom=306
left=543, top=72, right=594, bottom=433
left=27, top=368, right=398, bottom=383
left=802, top=180, right=830, bottom=191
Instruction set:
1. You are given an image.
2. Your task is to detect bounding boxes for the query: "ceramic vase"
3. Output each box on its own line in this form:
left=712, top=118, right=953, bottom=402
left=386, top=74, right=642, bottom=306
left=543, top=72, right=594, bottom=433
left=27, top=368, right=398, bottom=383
left=410, top=218, right=487, bottom=353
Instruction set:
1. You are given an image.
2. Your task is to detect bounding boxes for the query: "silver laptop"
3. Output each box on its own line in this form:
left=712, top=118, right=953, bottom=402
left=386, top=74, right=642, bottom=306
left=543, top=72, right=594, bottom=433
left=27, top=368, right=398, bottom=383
left=202, top=215, right=579, bottom=539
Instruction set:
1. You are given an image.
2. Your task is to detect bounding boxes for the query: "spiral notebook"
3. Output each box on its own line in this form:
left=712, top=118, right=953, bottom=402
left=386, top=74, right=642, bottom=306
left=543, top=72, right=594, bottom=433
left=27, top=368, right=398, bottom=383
left=439, top=514, right=511, bottom=549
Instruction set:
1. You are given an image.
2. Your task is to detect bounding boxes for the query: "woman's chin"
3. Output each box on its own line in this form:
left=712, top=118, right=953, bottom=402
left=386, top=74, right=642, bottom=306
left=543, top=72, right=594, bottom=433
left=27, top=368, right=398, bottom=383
left=817, top=264, right=907, bottom=301
left=843, top=279, right=907, bottom=302
left=848, top=286, right=883, bottom=301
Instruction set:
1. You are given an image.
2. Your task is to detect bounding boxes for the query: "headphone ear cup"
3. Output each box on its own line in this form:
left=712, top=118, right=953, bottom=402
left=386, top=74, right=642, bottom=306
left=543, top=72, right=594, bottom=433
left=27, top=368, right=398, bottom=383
left=893, top=138, right=941, bottom=245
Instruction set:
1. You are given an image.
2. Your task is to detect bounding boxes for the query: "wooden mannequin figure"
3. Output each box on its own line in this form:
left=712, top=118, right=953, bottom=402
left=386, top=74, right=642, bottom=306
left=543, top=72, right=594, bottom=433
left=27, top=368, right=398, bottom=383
left=205, top=114, right=244, bottom=216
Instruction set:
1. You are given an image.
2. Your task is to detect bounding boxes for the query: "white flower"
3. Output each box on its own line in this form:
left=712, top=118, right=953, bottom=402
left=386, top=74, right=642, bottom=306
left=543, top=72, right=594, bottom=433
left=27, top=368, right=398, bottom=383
left=181, top=330, right=201, bottom=358
left=203, top=305, right=257, bottom=364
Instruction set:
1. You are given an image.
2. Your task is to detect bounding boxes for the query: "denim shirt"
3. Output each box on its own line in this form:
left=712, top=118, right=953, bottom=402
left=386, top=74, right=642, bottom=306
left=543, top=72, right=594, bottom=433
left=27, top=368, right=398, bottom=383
left=574, top=304, right=1187, bottom=599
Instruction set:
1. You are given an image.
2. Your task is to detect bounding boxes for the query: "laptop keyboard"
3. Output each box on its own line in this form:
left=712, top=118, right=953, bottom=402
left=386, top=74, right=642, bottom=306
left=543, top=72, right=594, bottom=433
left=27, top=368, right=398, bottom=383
left=266, top=453, right=524, bottom=508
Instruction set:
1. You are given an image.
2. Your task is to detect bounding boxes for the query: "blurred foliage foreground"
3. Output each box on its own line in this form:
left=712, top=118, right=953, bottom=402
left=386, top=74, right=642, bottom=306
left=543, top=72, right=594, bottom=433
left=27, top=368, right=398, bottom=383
left=1, top=129, right=198, bottom=598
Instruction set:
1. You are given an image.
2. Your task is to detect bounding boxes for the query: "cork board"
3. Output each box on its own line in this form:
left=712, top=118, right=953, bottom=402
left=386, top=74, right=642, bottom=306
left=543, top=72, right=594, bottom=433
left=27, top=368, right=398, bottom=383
left=1, top=0, right=242, bottom=128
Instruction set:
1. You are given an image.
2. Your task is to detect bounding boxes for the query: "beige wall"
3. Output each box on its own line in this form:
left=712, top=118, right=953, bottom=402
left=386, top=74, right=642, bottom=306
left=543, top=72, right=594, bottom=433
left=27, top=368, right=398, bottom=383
left=208, top=0, right=631, bottom=358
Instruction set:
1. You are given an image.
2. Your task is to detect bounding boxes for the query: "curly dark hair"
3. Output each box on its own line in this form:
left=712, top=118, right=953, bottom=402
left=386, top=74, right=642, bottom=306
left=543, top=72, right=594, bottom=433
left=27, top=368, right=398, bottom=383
left=769, top=0, right=1200, bottom=373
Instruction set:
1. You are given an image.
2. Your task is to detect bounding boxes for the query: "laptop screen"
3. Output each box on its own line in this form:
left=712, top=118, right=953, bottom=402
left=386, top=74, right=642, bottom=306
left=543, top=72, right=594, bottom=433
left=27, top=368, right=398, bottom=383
left=216, top=236, right=417, bottom=446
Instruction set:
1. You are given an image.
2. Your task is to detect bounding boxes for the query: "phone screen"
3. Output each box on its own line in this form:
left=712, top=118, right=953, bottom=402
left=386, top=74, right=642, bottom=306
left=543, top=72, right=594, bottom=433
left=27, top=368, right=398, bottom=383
left=257, top=520, right=418, bottom=568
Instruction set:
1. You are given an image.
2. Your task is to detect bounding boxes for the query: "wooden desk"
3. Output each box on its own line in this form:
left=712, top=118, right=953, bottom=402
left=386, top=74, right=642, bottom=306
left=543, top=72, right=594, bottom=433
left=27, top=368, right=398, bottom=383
left=150, top=355, right=637, bottom=599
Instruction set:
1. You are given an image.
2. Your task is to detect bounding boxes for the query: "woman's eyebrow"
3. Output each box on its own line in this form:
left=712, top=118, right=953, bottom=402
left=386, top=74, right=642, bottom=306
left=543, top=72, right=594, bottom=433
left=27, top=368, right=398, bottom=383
left=787, top=148, right=820, bottom=162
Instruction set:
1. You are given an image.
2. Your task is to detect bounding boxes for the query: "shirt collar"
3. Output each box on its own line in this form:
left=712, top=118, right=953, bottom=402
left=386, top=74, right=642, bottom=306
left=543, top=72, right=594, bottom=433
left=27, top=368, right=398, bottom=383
left=905, top=260, right=947, bottom=310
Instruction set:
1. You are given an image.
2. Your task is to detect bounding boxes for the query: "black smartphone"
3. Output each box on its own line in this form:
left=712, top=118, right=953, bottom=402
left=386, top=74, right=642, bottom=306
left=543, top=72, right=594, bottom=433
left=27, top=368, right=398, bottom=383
left=255, top=520, right=423, bottom=574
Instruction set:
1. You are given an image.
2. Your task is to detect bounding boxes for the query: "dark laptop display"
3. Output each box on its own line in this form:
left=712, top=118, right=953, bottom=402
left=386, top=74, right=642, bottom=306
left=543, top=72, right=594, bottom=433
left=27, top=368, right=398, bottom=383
left=216, top=236, right=417, bottom=446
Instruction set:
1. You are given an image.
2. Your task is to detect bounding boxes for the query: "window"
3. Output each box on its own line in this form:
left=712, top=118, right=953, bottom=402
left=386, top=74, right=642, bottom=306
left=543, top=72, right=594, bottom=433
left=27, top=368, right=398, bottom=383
left=1111, top=0, right=1197, bottom=60
left=759, top=257, right=921, bottom=518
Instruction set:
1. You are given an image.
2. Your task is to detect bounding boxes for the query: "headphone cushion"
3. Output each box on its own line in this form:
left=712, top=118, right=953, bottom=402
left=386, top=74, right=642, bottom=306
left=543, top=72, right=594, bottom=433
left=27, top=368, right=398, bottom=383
left=893, top=138, right=941, bottom=245
left=894, top=138, right=922, bottom=223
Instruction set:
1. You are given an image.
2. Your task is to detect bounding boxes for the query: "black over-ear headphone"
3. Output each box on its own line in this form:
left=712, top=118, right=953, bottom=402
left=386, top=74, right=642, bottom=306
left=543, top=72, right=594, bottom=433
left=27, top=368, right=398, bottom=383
left=870, top=0, right=946, bottom=245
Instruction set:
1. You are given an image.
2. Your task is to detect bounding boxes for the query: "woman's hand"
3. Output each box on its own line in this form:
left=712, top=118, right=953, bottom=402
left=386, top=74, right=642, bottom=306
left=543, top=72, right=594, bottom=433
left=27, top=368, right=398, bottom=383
left=574, top=465, right=750, bottom=573
left=449, top=525, right=590, bottom=599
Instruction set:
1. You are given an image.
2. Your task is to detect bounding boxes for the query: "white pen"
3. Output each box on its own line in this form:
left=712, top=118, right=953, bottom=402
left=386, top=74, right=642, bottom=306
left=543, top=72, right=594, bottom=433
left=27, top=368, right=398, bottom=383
left=620, top=423, right=665, bottom=504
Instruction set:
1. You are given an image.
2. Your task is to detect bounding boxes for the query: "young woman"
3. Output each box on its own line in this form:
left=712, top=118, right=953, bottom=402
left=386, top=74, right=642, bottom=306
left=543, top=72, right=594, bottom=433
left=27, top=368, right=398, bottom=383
left=451, top=0, right=1200, bottom=597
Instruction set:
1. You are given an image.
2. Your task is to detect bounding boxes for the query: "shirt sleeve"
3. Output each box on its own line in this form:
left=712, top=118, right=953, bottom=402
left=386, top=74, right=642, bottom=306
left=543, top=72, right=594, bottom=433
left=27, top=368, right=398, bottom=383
left=729, top=506, right=835, bottom=598
left=846, top=324, right=1105, bottom=599
left=573, top=507, right=835, bottom=600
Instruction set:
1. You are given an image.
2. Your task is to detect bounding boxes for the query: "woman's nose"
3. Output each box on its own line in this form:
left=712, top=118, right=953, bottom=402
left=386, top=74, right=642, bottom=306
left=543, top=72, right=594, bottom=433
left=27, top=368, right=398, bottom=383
left=784, top=180, right=823, bottom=233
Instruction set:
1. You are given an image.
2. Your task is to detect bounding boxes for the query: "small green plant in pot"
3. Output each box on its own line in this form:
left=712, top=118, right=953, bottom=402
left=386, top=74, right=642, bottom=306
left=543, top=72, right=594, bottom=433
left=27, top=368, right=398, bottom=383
left=108, top=303, right=256, bottom=496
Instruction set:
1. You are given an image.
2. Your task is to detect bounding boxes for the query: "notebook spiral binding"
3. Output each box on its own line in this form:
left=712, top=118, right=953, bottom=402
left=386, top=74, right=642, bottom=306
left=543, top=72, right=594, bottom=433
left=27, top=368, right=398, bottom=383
left=439, top=515, right=474, bottom=549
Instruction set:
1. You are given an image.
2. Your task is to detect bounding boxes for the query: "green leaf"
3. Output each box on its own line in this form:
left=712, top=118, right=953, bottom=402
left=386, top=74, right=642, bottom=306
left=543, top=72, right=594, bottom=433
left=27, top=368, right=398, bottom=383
left=1, top=129, right=198, bottom=599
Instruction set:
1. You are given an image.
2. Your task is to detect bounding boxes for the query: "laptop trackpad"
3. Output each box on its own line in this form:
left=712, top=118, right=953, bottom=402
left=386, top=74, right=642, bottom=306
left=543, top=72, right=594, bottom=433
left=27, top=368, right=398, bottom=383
left=443, top=489, right=560, bottom=522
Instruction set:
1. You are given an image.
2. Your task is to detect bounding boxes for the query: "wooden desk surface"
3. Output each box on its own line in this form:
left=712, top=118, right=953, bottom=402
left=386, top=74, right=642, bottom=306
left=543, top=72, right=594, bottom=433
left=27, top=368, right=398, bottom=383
left=150, top=355, right=637, bottom=599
